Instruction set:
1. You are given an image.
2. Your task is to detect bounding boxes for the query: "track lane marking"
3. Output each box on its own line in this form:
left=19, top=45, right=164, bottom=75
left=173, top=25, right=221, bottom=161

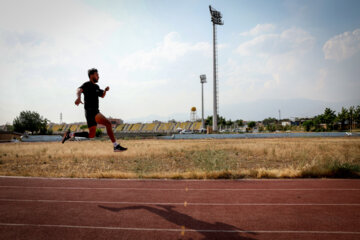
left=1, top=186, right=359, bottom=191
left=1, top=176, right=360, bottom=182
left=0, top=223, right=359, bottom=234
left=1, top=199, right=359, bottom=206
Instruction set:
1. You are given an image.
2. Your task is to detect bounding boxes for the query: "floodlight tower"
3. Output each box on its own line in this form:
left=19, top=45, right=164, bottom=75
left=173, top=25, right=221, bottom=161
left=209, top=5, right=223, bottom=132
left=200, top=74, right=207, bottom=129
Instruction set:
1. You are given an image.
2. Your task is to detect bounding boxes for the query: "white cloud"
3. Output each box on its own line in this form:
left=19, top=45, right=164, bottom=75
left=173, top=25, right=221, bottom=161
left=0, top=0, right=121, bottom=38
left=225, top=26, right=359, bottom=105
left=222, top=27, right=317, bottom=103
left=0, top=0, right=122, bottom=124
left=117, top=32, right=211, bottom=71
left=0, top=0, right=121, bottom=67
left=237, top=27, right=315, bottom=56
left=323, top=28, right=360, bottom=61
left=240, top=24, right=276, bottom=36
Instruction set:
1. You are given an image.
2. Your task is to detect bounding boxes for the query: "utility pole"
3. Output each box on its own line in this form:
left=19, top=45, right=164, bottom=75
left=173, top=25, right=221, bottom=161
left=278, top=110, right=281, bottom=122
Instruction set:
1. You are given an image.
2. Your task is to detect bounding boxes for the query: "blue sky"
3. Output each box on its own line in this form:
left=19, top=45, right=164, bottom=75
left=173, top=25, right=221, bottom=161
left=0, top=0, right=359, bottom=124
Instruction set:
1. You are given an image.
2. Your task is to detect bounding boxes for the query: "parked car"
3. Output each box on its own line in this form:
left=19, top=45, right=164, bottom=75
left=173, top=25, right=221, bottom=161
left=180, top=129, right=193, bottom=134
left=199, top=128, right=207, bottom=133
left=220, top=129, right=230, bottom=133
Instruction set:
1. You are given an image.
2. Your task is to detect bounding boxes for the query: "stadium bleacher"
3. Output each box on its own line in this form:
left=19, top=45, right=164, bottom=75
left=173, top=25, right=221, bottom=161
left=63, top=125, right=71, bottom=131
left=122, top=124, right=131, bottom=132
left=157, top=122, right=175, bottom=132
left=115, top=124, right=125, bottom=133
left=142, top=123, right=159, bottom=132
left=51, top=124, right=65, bottom=133
left=69, top=124, right=79, bottom=132
left=179, top=122, right=192, bottom=130
left=173, top=122, right=181, bottom=130
left=191, top=121, right=202, bottom=131
left=129, top=123, right=142, bottom=132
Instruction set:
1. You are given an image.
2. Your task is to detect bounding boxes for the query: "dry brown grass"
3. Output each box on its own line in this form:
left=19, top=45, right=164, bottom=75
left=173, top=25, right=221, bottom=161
left=0, top=137, right=359, bottom=179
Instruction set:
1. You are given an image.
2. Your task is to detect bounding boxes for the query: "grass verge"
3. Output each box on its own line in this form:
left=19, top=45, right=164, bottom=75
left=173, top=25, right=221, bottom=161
left=0, top=137, right=359, bottom=179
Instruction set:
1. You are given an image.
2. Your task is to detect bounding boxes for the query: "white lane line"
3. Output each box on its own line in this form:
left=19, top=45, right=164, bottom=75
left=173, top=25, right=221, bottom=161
left=0, top=186, right=359, bottom=191
left=1, top=199, right=359, bottom=206
left=1, top=175, right=359, bottom=182
left=0, top=223, right=359, bottom=234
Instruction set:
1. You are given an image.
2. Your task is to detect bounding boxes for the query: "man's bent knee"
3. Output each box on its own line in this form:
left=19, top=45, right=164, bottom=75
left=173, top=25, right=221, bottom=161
left=89, top=126, right=97, bottom=138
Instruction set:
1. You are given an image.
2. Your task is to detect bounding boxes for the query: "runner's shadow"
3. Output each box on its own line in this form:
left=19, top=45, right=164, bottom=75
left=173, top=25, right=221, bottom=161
left=98, top=204, right=257, bottom=240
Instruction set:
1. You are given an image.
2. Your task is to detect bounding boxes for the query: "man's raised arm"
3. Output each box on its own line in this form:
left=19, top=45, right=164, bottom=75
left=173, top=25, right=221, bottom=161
left=101, top=86, right=110, bottom=98
left=75, top=88, right=83, bottom=106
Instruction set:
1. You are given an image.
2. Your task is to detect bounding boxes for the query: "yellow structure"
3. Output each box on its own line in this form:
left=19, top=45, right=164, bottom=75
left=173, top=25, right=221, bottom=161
left=157, top=122, right=175, bottom=132
left=179, top=122, right=192, bottom=130
left=123, top=124, right=131, bottom=131
left=191, top=121, right=202, bottom=131
left=142, top=123, right=157, bottom=132
left=129, top=123, right=142, bottom=132
left=51, top=124, right=65, bottom=132
left=115, top=124, right=125, bottom=132
left=69, top=124, right=78, bottom=132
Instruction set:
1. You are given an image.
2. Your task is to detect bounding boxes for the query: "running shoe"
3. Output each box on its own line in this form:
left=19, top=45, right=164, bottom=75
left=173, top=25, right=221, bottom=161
left=114, top=144, right=127, bottom=152
left=62, top=130, right=71, bottom=144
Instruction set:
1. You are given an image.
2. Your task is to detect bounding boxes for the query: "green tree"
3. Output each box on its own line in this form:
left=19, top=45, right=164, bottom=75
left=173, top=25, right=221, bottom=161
left=218, top=115, right=226, bottom=127
left=276, top=124, right=284, bottom=131
left=235, top=119, right=244, bottom=127
left=348, top=106, right=355, bottom=130
left=13, top=111, right=48, bottom=134
left=95, top=128, right=102, bottom=137
left=262, top=117, right=278, bottom=126
left=205, top=115, right=227, bottom=128
left=337, top=107, right=348, bottom=130
left=322, top=108, right=336, bottom=131
left=205, top=115, right=213, bottom=126
left=302, top=120, right=313, bottom=132
left=80, top=125, right=88, bottom=131
left=248, top=121, right=256, bottom=129
left=4, top=124, right=14, bottom=132
left=313, top=115, right=325, bottom=132
left=354, top=105, right=360, bottom=128
left=225, top=119, right=233, bottom=127
left=267, top=124, right=276, bottom=132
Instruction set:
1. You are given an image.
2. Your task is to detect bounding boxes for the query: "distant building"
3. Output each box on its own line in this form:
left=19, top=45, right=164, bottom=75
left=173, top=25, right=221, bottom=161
left=281, top=121, right=291, bottom=127
left=0, top=131, right=22, bottom=142
left=257, top=122, right=264, bottom=127
left=108, top=118, right=123, bottom=125
left=320, top=123, right=327, bottom=130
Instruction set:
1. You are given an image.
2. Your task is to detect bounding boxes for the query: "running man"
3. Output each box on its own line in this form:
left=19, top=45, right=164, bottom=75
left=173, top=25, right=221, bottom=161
left=62, top=68, right=127, bottom=152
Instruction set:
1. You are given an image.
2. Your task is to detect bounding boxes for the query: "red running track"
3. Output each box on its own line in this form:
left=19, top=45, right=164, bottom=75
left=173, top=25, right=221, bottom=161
left=0, top=177, right=359, bottom=240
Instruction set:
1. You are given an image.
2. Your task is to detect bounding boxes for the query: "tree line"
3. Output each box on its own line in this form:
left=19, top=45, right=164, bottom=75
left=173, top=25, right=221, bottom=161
left=204, top=105, right=360, bottom=132
left=301, top=106, right=360, bottom=132
left=4, top=106, right=360, bottom=134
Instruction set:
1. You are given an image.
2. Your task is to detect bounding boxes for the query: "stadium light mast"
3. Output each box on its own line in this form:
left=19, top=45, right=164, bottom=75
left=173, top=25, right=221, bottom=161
left=200, top=74, right=207, bottom=130
left=209, top=5, right=223, bottom=132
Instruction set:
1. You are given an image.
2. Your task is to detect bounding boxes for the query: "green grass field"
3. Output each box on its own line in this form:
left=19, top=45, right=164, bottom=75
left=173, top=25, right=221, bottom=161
left=0, top=137, right=359, bottom=179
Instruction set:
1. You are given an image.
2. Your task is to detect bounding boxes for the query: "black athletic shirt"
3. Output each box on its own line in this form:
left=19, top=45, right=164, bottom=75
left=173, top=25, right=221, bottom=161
left=79, top=81, right=104, bottom=110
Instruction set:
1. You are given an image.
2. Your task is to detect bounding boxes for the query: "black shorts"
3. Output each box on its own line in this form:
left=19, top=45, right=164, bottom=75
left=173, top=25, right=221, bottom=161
left=85, top=109, right=99, bottom=128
